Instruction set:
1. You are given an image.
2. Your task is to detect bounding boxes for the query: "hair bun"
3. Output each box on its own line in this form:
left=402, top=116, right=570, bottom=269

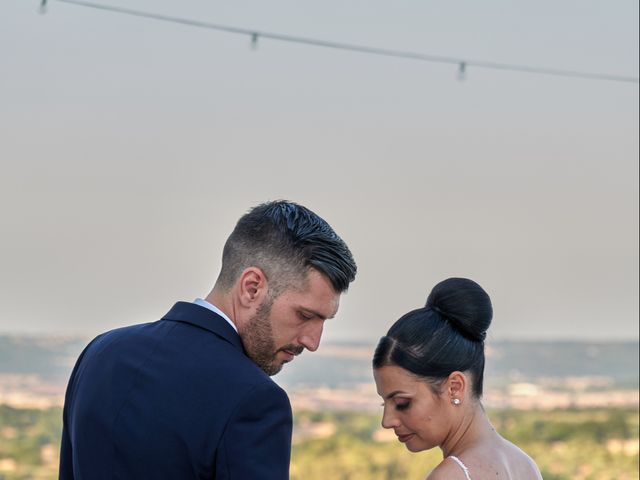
left=425, top=277, right=492, bottom=342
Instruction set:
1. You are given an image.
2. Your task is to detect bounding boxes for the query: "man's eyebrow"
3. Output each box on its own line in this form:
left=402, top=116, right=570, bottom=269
left=299, top=307, right=334, bottom=320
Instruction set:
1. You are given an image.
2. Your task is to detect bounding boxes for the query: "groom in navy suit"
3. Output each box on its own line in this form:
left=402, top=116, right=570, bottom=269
left=59, top=200, right=357, bottom=479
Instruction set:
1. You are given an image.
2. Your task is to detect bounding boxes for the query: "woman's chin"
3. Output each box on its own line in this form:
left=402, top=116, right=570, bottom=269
left=404, top=441, right=424, bottom=453
left=404, top=438, right=433, bottom=453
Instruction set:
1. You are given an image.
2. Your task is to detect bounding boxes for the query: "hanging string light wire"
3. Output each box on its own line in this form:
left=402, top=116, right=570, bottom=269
left=46, top=0, right=639, bottom=84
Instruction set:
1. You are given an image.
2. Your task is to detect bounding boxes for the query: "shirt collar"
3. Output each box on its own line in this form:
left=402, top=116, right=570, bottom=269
left=193, top=298, right=238, bottom=333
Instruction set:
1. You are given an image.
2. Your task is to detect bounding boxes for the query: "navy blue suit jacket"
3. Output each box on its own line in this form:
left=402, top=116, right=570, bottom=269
left=59, top=302, right=292, bottom=479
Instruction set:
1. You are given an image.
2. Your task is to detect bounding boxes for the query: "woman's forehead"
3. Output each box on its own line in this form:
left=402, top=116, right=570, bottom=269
left=374, top=365, right=421, bottom=392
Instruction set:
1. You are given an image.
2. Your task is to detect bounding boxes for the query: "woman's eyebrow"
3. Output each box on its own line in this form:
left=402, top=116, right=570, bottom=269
left=385, top=390, right=410, bottom=400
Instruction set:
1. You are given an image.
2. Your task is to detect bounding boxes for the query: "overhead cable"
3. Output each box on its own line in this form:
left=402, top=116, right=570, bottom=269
left=47, top=0, right=639, bottom=84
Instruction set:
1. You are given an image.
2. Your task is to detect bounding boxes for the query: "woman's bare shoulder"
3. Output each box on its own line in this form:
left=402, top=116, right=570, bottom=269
left=426, top=457, right=470, bottom=480
left=501, top=438, right=543, bottom=479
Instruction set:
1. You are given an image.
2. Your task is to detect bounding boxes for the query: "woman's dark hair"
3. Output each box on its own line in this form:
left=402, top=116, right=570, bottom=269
left=373, top=277, right=493, bottom=398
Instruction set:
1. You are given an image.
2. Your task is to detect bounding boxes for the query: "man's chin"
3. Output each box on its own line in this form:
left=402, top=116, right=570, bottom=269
left=263, top=362, right=284, bottom=376
left=254, top=350, right=298, bottom=376
left=256, top=357, right=285, bottom=376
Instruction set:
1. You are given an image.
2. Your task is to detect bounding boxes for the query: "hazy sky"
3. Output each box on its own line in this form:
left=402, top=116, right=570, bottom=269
left=1, top=0, right=638, bottom=341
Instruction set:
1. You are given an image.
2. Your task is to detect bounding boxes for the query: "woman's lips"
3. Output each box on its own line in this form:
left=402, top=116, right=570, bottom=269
left=397, top=433, right=414, bottom=443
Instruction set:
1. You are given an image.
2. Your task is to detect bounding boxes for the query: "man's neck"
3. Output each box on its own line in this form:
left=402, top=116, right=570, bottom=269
left=206, top=289, right=238, bottom=330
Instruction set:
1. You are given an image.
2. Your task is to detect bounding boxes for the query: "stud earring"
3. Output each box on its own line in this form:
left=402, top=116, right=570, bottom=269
left=452, top=398, right=461, bottom=406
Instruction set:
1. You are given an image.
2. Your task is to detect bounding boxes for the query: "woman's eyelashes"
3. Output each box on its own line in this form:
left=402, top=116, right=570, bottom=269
left=380, top=398, right=411, bottom=411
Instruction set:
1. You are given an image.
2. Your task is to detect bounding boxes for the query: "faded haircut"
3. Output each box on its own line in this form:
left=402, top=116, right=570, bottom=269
left=216, top=200, right=357, bottom=297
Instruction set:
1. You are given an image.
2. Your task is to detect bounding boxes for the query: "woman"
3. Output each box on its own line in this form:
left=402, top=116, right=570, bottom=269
left=373, top=278, right=542, bottom=479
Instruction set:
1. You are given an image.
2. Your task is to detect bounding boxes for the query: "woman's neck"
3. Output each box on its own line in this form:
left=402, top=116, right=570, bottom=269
left=440, top=404, right=498, bottom=458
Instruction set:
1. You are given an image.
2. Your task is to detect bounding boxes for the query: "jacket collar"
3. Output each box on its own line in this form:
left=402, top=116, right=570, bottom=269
left=161, top=301, right=244, bottom=352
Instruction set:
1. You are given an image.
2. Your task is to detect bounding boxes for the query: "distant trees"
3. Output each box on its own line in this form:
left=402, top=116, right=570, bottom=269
left=0, top=405, right=637, bottom=480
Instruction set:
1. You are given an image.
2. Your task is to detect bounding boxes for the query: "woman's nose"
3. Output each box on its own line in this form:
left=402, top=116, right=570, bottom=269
left=381, top=407, right=400, bottom=429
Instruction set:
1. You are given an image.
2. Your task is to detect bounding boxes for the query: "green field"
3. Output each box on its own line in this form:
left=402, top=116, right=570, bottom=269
left=0, top=406, right=637, bottom=479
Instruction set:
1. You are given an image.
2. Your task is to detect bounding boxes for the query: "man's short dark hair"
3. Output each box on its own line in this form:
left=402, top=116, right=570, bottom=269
left=216, top=200, right=357, bottom=295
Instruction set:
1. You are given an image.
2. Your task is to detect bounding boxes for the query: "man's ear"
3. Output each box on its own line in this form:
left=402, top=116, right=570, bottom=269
left=237, top=267, right=268, bottom=308
left=446, top=371, right=467, bottom=405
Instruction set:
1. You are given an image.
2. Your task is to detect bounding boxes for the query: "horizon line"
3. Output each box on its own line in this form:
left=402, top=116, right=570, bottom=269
left=0, top=331, right=637, bottom=344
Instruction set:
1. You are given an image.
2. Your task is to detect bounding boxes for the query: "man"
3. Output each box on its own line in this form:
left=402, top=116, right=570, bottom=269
left=59, top=200, right=357, bottom=479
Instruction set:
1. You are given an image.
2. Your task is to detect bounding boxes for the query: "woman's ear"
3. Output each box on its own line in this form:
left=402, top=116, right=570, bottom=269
left=237, top=267, right=267, bottom=308
left=446, top=371, right=467, bottom=406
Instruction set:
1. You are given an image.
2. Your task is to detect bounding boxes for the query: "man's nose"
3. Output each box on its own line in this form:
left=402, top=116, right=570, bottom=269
left=299, top=320, right=324, bottom=352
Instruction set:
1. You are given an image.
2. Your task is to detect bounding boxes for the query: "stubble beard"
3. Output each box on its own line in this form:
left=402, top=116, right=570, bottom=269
left=242, top=297, right=283, bottom=376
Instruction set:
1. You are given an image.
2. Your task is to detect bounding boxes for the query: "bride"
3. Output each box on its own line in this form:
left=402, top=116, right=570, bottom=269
left=373, top=278, right=542, bottom=479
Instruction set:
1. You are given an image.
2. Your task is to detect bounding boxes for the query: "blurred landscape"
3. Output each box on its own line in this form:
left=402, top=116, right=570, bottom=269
left=0, top=335, right=638, bottom=479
